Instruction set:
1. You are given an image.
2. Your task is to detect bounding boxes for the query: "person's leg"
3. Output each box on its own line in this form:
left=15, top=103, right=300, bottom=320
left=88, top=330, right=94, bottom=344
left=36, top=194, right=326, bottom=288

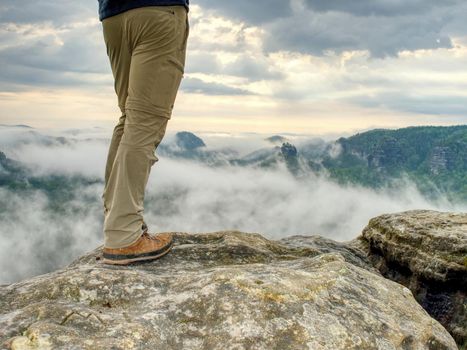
left=101, top=13, right=131, bottom=211
left=103, top=114, right=125, bottom=190
left=103, top=6, right=188, bottom=249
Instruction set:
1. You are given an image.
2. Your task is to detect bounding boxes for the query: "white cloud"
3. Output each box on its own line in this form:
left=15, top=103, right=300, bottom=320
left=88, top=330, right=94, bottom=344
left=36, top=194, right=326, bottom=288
left=0, top=127, right=464, bottom=284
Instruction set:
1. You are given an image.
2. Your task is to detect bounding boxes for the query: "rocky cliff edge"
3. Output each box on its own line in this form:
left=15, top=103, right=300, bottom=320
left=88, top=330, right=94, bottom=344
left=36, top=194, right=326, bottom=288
left=1, top=210, right=465, bottom=350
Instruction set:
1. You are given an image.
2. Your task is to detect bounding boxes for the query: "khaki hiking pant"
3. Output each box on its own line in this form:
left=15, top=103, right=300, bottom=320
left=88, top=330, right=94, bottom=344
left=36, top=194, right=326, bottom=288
left=101, top=5, right=189, bottom=249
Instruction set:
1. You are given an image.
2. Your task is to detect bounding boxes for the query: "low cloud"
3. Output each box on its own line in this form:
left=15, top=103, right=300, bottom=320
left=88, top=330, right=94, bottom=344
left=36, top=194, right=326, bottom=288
left=181, top=77, right=252, bottom=96
left=302, top=0, right=460, bottom=17
left=0, top=19, right=109, bottom=91
left=0, top=186, right=103, bottom=284
left=0, top=0, right=96, bottom=25
left=1, top=126, right=464, bottom=284
left=263, top=8, right=453, bottom=58
left=194, top=0, right=293, bottom=24
left=191, top=0, right=467, bottom=58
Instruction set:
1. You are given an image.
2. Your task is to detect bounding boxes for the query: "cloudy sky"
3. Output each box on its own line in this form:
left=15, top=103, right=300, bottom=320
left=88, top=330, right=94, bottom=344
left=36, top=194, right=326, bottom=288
left=1, top=0, right=466, bottom=135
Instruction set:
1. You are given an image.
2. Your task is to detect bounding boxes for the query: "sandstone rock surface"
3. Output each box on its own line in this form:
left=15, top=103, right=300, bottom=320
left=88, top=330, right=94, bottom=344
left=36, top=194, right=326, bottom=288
left=0, top=230, right=458, bottom=350
left=352, top=210, right=466, bottom=349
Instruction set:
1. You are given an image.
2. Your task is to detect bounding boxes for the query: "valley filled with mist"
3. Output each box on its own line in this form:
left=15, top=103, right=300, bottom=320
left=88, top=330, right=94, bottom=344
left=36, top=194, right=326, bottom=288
left=0, top=124, right=465, bottom=284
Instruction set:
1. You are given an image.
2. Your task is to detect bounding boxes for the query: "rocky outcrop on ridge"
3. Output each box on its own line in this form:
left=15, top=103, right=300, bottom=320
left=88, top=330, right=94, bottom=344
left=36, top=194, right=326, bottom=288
left=0, top=225, right=459, bottom=349
left=352, top=210, right=466, bottom=348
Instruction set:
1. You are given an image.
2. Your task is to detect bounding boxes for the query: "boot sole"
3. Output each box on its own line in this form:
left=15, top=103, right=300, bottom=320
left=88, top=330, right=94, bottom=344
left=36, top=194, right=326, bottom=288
left=102, top=242, right=172, bottom=265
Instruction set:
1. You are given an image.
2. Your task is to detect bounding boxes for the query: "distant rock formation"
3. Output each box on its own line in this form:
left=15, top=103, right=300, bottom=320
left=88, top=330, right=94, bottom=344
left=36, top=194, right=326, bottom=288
left=0, top=124, right=33, bottom=129
left=3, top=125, right=466, bottom=200
left=321, top=125, right=467, bottom=201
left=366, top=136, right=404, bottom=172
left=351, top=210, right=466, bottom=348
left=158, top=131, right=238, bottom=166
left=429, top=146, right=456, bottom=175
left=175, top=131, right=206, bottom=150
left=280, top=142, right=300, bottom=175
left=1, top=211, right=462, bottom=349
left=0, top=150, right=29, bottom=187
left=280, top=142, right=297, bottom=159
left=265, top=135, right=289, bottom=145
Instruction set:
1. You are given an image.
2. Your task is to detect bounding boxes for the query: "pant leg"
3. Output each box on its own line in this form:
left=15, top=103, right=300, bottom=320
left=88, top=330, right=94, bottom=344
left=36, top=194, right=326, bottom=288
left=101, top=13, right=131, bottom=211
left=103, top=114, right=125, bottom=192
left=102, top=6, right=189, bottom=249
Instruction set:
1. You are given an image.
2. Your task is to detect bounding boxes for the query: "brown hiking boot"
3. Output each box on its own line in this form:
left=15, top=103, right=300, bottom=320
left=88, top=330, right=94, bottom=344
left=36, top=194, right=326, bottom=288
left=102, top=231, right=173, bottom=265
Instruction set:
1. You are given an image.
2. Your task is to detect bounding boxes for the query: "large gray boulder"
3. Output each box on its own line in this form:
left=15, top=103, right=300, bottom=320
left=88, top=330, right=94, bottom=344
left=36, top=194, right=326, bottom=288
left=0, top=230, right=457, bottom=349
left=351, top=210, right=466, bottom=349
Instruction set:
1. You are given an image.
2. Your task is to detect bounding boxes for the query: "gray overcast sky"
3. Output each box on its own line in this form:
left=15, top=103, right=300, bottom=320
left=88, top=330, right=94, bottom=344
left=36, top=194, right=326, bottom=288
left=0, top=0, right=466, bottom=134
